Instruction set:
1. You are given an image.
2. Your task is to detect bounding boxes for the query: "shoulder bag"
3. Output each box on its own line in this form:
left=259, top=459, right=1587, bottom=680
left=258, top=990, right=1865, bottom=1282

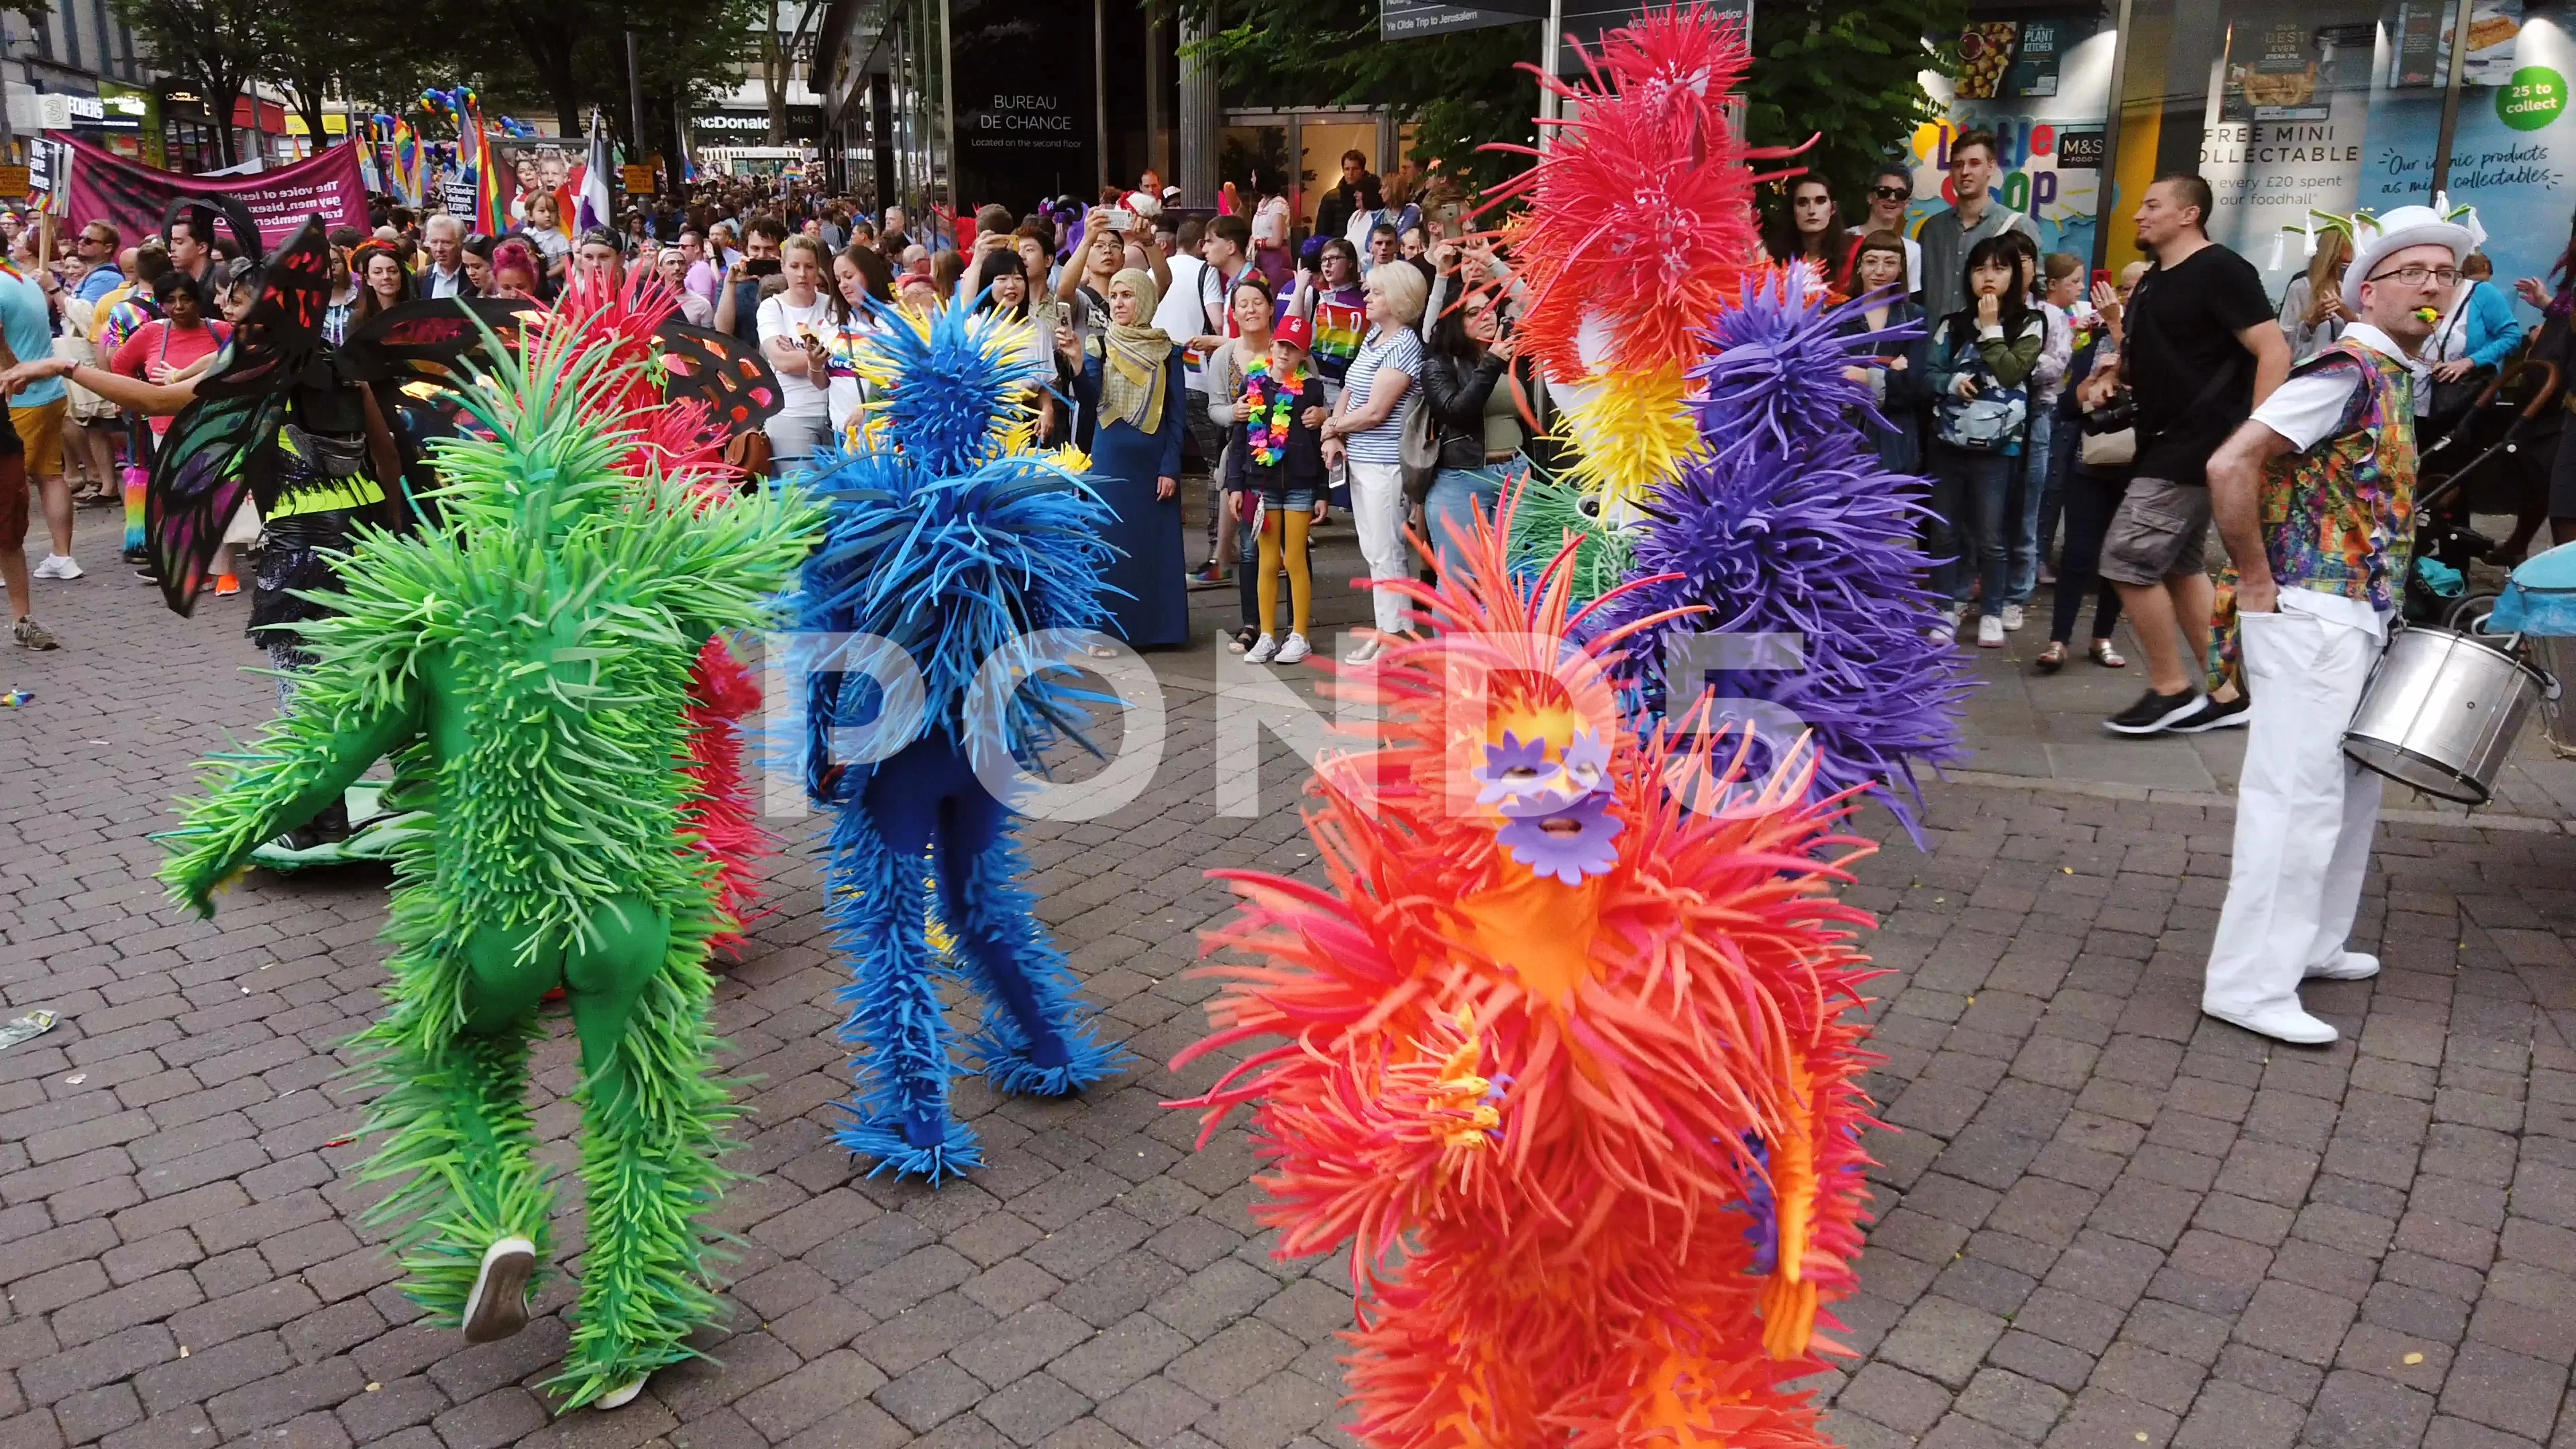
left=1933, top=315, right=2032, bottom=452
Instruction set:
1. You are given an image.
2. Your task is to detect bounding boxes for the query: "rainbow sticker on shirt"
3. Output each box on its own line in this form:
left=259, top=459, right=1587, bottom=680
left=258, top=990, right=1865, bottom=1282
left=1310, top=292, right=1366, bottom=382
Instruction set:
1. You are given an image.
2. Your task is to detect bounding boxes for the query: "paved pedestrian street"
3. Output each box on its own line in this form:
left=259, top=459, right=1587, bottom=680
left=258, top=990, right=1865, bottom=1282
left=8, top=549, right=2576, bottom=1449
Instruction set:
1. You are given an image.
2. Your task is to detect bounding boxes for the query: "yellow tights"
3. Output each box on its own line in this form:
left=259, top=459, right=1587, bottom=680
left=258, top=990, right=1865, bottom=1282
left=1257, top=508, right=1313, bottom=640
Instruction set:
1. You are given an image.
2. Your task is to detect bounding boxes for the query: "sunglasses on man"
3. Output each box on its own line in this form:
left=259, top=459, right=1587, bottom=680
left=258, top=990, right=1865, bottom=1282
left=1871, top=185, right=1911, bottom=202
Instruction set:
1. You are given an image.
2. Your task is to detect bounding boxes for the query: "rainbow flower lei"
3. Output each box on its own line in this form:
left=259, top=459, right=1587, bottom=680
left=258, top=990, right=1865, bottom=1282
left=1241, top=356, right=1305, bottom=467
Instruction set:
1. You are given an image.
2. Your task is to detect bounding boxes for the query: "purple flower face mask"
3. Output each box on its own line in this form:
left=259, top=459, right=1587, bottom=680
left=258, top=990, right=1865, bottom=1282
left=1497, top=792, right=1624, bottom=885
left=1479, top=729, right=1623, bottom=885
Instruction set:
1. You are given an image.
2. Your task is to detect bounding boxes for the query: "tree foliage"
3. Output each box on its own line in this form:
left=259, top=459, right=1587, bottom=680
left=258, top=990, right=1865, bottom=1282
left=109, top=0, right=280, bottom=165
left=1169, top=0, right=1543, bottom=193
left=1742, top=0, right=1966, bottom=208
left=1169, top=0, right=1962, bottom=212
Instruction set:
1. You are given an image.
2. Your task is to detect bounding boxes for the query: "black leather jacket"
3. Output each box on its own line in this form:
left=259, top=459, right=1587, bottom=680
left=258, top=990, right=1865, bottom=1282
left=1419, top=350, right=1507, bottom=471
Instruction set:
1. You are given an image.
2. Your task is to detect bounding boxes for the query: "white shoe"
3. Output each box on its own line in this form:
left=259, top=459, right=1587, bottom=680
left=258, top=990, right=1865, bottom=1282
left=1275, top=633, right=1311, bottom=663
left=594, top=1376, right=648, bottom=1411
left=2000, top=603, right=2025, bottom=631
left=1928, top=604, right=1962, bottom=644
left=2305, top=952, right=2380, bottom=981
left=1976, top=614, right=2006, bottom=648
left=2204, top=1002, right=2338, bottom=1045
left=33, top=555, right=79, bottom=580
left=461, top=1236, right=537, bottom=1344
left=1244, top=633, right=1279, bottom=663
left=1346, top=637, right=1383, bottom=665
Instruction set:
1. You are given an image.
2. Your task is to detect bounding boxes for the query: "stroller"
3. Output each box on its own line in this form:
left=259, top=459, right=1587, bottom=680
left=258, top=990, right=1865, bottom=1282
left=2406, top=358, right=2563, bottom=630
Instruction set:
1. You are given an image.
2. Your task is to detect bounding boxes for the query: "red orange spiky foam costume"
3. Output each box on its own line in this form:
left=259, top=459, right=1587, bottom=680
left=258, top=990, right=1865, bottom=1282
left=545, top=270, right=779, bottom=951
left=1171, top=500, right=1885, bottom=1448
left=1479, top=5, right=1798, bottom=504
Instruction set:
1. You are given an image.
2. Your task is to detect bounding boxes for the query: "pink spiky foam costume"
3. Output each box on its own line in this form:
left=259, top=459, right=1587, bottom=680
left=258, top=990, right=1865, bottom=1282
left=1170, top=498, right=1886, bottom=1446
left=541, top=268, right=786, bottom=951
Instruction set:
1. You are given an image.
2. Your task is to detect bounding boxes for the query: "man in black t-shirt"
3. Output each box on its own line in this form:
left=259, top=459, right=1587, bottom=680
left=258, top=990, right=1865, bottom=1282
left=2086, top=174, right=2290, bottom=736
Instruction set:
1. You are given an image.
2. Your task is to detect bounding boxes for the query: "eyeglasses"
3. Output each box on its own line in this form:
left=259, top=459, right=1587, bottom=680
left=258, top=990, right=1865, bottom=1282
left=76, top=233, right=108, bottom=248
left=2368, top=264, right=2460, bottom=288
left=1870, top=186, right=1911, bottom=201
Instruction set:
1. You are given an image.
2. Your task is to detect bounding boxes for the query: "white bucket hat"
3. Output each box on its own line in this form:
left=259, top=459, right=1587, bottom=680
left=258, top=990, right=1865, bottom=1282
left=2343, top=199, right=2485, bottom=310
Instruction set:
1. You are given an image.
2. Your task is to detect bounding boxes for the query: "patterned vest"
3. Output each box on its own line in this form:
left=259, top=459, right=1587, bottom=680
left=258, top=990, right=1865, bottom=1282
left=2259, top=340, right=2417, bottom=612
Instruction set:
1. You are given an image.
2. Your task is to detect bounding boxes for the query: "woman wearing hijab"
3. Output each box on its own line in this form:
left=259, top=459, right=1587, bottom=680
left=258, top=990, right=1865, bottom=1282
left=1057, top=267, right=1189, bottom=648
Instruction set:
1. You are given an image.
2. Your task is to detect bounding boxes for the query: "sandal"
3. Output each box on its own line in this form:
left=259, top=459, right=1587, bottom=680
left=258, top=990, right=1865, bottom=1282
left=2035, top=641, right=2068, bottom=674
left=2088, top=639, right=2127, bottom=669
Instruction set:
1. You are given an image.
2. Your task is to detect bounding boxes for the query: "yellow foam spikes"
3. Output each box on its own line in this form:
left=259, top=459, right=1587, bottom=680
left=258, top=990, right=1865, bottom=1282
left=1551, top=363, right=1702, bottom=507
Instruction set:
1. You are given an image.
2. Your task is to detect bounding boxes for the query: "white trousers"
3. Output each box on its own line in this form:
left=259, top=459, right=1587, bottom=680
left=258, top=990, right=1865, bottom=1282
left=1347, top=459, right=1411, bottom=635
left=2204, top=606, right=2383, bottom=1017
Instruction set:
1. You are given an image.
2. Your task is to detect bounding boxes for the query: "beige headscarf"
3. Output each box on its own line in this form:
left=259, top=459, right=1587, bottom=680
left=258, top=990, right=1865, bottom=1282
left=1092, top=267, right=1173, bottom=435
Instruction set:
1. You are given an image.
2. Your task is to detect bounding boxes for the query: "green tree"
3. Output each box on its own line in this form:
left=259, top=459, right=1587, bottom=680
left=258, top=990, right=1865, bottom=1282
left=1742, top=0, right=1965, bottom=208
left=1169, top=0, right=1543, bottom=193
left=109, top=0, right=282, bottom=166
left=1170, top=0, right=1962, bottom=209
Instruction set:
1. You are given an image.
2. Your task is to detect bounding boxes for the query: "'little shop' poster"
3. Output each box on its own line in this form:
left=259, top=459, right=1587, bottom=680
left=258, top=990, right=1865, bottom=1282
left=1910, top=7, right=2114, bottom=264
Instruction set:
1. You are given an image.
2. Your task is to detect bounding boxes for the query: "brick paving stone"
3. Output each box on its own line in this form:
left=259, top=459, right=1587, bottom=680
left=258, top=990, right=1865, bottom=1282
left=12, top=555, right=2576, bottom=1446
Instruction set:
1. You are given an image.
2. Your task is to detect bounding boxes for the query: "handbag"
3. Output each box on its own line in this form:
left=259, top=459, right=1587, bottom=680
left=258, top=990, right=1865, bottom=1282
left=2080, top=423, right=2136, bottom=467
left=1933, top=316, right=2031, bottom=452
left=1399, top=392, right=1441, bottom=504
left=2426, top=282, right=2493, bottom=430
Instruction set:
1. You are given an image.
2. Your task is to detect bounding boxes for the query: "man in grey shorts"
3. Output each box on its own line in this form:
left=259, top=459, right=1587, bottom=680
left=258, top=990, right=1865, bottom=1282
left=2082, top=174, right=2290, bottom=736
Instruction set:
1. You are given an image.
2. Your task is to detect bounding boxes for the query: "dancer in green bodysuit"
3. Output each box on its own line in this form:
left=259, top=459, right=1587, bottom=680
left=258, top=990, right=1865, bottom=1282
left=159, top=316, right=821, bottom=1411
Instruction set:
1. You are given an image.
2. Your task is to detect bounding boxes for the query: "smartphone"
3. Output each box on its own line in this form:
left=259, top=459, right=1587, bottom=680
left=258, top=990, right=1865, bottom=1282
left=746, top=257, right=782, bottom=277
left=2091, top=268, right=2112, bottom=291
left=1106, top=207, right=1136, bottom=234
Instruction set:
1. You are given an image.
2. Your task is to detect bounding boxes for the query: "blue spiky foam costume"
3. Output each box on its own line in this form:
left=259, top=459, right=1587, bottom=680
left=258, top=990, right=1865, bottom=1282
left=792, top=301, right=1131, bottom=1183
left=1587, top=274, right=1971, bottom=840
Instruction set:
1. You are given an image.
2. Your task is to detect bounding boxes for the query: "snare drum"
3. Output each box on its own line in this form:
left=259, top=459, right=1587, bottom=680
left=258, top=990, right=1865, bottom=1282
left=2342, top=625, right=2554, bottom=805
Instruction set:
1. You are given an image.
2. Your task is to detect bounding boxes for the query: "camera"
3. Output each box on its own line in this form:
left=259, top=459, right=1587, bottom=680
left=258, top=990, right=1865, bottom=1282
left=2080, top=392, right=2136, bottom=435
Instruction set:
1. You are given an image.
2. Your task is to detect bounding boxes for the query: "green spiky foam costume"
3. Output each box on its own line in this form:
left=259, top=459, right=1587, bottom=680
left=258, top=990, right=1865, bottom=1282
left=160, top=323, right=823, bottom=1409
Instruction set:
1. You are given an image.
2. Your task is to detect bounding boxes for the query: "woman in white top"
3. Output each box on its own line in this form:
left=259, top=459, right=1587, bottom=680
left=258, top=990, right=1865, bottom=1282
left=1250, top=168, right=1292, bottom=288
left=1318, top=262, right=1426, bottom=661
left=757, top=234, right=838, bottom=471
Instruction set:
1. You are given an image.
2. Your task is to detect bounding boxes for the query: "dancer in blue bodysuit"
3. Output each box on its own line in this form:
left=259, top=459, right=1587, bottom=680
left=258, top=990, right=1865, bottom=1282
left=796, top=296, right=1130, bottom=1182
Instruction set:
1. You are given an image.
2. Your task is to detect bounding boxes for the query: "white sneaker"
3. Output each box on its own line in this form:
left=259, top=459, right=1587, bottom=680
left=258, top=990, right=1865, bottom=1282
left=33, top=555, right=79, bottom=580
left=2204, top=1002, right=2338, bottom=1045
left=1927, top=604, right=1961, bottom=644
left=1244, top=633, right=1280, bottom=663
left=1976, top=614, right=2006, bottom=648
left=594, top=1376, right=649, bottom=1411
left=1275, top=633, right=1311, bottom=663
left=2000, top=603, right=2025, bottom=631
left=1346, top=637, right=1383, bottom=665
left=2305, top=952, right=2380, bottom=981
left=461, top=1236, right=537, bottom=1344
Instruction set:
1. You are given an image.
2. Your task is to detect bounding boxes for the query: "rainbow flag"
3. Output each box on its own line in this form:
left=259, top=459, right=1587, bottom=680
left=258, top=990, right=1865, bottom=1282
left=390, top=117, right=425, bottom=206
left=463, top=91, right=503, bottom=236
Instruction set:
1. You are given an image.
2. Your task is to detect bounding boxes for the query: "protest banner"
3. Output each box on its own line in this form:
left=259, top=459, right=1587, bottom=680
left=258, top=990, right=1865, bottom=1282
left=56, top=135, right=367, bottom=244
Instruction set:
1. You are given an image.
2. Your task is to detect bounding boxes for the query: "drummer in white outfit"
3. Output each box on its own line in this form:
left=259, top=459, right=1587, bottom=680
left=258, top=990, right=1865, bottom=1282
left=2201, top=203, right=2481, bottom=1046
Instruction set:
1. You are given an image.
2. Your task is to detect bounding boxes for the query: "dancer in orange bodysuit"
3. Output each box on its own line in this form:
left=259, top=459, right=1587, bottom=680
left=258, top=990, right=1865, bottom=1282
left=1172, top=498, right=1886, bottom=1446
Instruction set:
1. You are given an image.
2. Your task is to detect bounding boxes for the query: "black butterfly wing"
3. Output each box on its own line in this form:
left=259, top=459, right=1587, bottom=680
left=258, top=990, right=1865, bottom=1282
left=655, top=321, right=784, bottom=435
left=339, top=297, right=542, bottom=390
left=193, top=217, right=331, bottom=400
left=146, top=392, right=288, bottom=616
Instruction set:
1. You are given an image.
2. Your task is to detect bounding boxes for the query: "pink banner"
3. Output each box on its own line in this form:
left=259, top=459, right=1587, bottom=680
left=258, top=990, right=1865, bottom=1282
left=60, top=135, right=368, bottom=247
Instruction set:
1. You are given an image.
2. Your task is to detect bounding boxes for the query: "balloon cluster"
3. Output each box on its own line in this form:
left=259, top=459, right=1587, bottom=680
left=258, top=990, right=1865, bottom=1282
left=418, top=86, right=480, bottom=123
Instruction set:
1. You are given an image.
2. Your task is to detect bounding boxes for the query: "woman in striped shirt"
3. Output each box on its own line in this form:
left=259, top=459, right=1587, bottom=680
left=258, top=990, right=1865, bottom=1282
left=1318, top=262, right=1426, bottom=663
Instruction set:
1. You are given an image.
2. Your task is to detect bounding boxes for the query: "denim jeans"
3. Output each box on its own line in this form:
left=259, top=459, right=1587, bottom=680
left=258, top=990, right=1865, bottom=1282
left=1425, top=466, right=1506, bottom=576
left=2033, top=409, right=2079, bottom=582
left=1928, top=442, right=2015, bottom=610
left=2006, top=411, right=2054, bottom=605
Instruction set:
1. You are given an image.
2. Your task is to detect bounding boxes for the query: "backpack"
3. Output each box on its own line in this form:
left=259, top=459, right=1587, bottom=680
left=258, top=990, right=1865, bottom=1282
left=1934, top=313, right=2034, bottom=453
